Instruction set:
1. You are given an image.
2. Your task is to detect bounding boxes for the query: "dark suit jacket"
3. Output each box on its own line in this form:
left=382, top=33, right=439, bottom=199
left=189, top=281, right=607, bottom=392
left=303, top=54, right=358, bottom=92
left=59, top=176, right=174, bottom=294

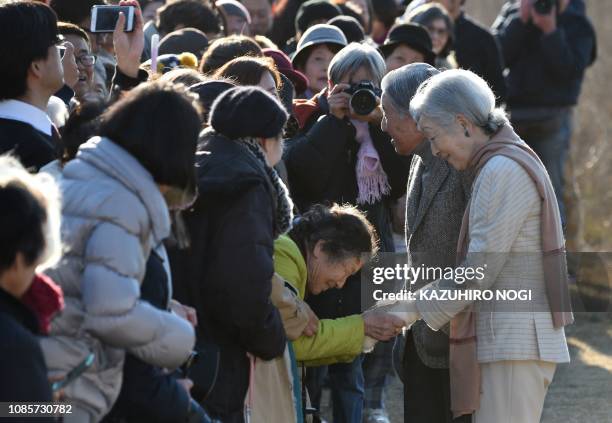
left=403, top=141, right=473, bottom=369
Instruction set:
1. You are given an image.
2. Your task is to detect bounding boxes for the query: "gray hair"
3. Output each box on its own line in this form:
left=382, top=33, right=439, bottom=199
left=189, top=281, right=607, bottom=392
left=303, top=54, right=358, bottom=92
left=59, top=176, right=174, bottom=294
left=381, top=63, right=440, bottom=115
left=409, top=69, right=508, bottom=135
left=328, top=42, right=386, bottom=86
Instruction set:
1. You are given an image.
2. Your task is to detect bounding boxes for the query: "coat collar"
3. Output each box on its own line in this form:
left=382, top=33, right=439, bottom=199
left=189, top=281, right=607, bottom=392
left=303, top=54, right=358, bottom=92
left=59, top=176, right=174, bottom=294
left=0, top=99, right=53, bottom=136
left=0, top=287, right=40, bottom=335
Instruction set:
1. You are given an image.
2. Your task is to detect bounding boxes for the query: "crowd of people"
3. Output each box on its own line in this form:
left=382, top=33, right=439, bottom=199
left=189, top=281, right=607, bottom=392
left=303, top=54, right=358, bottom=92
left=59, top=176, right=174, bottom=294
left=0, top=0, right=596, bottom=423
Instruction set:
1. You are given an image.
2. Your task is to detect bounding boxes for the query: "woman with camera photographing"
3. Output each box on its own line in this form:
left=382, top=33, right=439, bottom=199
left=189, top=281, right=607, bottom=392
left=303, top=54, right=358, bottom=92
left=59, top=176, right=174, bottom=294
left=285, top=42, right=409, bottom=422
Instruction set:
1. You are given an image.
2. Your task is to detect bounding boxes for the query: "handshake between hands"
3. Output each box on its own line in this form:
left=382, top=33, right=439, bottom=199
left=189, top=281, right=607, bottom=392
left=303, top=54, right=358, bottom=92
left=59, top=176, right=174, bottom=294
left=361, top=299, right=421, bottom=353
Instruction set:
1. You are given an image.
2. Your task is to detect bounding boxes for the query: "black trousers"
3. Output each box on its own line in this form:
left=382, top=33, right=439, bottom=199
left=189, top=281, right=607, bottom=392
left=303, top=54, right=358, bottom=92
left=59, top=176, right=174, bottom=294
left=402, top=333, right=471, bottom=423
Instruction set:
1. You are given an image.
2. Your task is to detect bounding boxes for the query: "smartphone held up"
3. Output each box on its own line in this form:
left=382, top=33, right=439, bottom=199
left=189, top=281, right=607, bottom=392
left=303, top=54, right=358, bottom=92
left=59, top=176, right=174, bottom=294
left=90, top=5, right=135, bottom=33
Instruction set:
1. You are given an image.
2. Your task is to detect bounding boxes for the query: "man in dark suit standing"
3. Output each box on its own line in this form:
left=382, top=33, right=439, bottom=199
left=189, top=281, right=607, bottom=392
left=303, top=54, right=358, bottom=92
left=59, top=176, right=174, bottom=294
left=0, top=1, right=64, bottom=172
left=380, top=63, right=472, bottom=423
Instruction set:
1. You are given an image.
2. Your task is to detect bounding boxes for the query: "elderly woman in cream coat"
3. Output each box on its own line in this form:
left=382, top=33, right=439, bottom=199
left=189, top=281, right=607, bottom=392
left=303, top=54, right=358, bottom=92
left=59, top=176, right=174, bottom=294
left=369, top=69, right=572, bottom=423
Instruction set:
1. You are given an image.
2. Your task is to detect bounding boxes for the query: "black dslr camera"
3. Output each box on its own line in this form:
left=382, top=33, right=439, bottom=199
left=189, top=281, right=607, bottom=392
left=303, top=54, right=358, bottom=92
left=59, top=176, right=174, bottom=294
left=345, top=81, right=382, bottom=116
left=533, top=0, right=558, bottom=15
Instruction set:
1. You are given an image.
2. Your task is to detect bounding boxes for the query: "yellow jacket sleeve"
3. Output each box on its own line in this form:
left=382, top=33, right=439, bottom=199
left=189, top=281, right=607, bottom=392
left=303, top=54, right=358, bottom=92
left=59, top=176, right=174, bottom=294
left=274, top=236, right=365, bottom=365
left=292, top=314, right=364, bottom=365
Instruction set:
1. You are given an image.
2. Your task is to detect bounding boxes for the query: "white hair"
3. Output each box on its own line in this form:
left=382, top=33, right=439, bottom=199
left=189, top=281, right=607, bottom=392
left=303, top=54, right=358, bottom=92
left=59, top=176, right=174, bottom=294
left=409, top=69, right=508, bottom=134
left=381, top=63, right=440, bottom=115
left=328, top=42, right=387, bottom=86
left=0, top=155, right=62, bottom=272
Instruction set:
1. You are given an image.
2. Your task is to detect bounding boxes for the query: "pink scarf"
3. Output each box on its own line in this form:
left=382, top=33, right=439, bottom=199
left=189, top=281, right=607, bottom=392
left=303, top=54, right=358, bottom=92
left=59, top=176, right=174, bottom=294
left=450, top=125, right=574, bottom=418
left=351, top=119, right=390, bottom=205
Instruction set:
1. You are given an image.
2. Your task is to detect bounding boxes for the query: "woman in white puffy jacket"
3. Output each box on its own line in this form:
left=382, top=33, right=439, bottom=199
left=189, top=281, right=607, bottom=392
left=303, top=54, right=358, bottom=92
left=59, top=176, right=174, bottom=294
left=41, top=80, right=202, bottom=422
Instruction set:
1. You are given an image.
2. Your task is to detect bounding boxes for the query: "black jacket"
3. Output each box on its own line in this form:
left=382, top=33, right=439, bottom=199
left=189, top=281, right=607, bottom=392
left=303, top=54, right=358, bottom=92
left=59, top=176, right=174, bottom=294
left=285, top=92, right=410, bottom=319
left=169, top=131, right=286, bottom=422
left=455, top=12, right=507, bottom=104
left=493, top=0, right=596, bottom=109
left=0, top=118, right=61, bottom=172
left=0, top=288, right=52, bottom=403
left=103, top=251, right=191, bottom=423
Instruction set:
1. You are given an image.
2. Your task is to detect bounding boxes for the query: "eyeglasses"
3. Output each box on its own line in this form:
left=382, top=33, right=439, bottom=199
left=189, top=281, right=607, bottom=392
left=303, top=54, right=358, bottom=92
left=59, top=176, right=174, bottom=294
left=76, top=54, right=96, bottom=67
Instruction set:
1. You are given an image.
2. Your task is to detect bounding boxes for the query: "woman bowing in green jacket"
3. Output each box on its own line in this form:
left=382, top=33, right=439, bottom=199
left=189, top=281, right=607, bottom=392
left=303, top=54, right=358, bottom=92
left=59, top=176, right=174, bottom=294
left=274, top=204, right=405, bottom=367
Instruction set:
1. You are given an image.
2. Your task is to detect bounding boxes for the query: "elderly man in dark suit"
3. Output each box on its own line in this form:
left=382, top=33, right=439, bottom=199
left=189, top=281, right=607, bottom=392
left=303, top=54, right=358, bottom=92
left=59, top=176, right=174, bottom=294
left=380, top=63, right=472, bottom=423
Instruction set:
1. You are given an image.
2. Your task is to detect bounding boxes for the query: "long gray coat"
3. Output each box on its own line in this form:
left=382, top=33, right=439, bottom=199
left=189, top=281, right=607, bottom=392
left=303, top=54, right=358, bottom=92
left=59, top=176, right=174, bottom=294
left=402, top=141, right=472, bottom=369
left=41, top=137, right=195, bottom=421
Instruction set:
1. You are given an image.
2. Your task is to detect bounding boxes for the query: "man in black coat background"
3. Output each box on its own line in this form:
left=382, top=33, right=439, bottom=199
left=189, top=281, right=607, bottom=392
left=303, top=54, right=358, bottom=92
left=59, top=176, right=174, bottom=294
left=493, top=0, right=596, bottom=227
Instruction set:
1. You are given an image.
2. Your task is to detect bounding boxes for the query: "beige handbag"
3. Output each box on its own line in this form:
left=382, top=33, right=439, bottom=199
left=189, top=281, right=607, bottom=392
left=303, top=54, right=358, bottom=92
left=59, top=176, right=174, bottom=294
left=243, top=274, right=310, bottom=422
left=245, top=347, right=299, bottom=423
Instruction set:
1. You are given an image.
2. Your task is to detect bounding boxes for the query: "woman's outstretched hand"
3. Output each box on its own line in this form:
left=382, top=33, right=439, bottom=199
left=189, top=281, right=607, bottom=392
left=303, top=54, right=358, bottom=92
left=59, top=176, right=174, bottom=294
left=361, top=299, right=420, bottom=352
left=362, top=308, right=406, bottom=341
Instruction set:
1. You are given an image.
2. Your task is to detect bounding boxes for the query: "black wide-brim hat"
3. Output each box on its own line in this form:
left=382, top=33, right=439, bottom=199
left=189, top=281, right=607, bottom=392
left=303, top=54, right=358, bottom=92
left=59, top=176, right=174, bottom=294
left=379, top=23, right=436, bottom=66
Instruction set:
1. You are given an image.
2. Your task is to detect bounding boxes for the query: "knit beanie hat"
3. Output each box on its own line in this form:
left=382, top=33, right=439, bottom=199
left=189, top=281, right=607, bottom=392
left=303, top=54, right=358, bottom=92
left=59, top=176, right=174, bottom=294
left=209, top=86, right=288, bottom=139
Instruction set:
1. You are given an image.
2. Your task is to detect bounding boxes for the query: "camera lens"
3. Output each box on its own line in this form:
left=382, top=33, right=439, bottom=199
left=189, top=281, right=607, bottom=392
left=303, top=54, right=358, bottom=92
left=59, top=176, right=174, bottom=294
left=350, top=89, right=377, bottom=116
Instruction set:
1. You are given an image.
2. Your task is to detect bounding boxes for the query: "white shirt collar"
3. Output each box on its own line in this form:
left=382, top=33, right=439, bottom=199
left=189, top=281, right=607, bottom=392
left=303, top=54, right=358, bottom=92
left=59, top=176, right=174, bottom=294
left=0, top=99, right=53, bottom=136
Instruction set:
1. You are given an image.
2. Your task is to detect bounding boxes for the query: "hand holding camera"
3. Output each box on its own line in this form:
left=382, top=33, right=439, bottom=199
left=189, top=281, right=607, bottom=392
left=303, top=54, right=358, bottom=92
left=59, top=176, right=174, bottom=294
left=328, top=81, right=383, bottom=122
left=521, top=0, right=558, bottom=34
left=328, top=83, right=352, bottom=120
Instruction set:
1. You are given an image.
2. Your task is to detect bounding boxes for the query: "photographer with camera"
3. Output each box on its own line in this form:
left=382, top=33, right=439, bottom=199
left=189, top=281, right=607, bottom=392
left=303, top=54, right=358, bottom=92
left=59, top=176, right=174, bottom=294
left=493, top=0, right=596, bottom=227
left=286, top=42, right=409, bottom=423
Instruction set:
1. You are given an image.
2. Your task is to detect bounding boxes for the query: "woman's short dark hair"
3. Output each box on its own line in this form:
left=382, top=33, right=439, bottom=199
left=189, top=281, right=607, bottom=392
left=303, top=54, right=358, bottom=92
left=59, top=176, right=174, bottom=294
left=61, top=100, right=106, bottom=163
left=58, top=21, right=91, bottom=48
left=407, top=3, right=454, bottom=57
left=157, top=0, right=221, bottom=37
left=0, top=183, right=46, bottom=275
left=199, top=35, right=263, bottom=74
left=50, top=0, right=106, bottom=26
left=0, top=2, right=59, bottom=100
left=289, top=203, right=379, bottom=262
left=99, top=80, right=202, bottom=191
left=213, top=56, right=282, bottom=90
